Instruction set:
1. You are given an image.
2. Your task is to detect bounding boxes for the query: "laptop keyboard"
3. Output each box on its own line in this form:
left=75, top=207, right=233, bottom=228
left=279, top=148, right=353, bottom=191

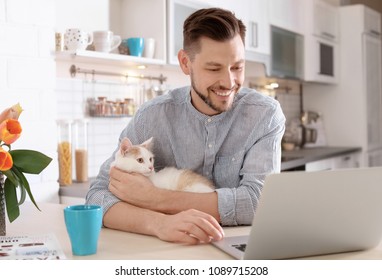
left=232, top=243, right=247, bottom=252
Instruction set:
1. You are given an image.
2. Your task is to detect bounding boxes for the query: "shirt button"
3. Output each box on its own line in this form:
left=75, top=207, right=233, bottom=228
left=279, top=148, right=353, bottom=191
left=232, top=157, right=236, bottom=161
left=207, top=118, right=212, bottom=123
left=208, top=144, right=213, bottom=148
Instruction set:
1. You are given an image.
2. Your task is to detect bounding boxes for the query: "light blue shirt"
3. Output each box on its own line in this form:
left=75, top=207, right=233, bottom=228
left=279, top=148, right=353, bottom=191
left=86, top=86, right=285, bottom=226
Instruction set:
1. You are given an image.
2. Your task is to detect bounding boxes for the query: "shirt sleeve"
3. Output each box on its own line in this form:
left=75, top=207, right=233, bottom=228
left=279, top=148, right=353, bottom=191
left=215, top=102, right=286, bottom=226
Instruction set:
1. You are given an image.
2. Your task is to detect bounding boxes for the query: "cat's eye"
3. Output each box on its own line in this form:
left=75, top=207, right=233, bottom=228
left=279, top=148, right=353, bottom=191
left=137, top=158, right=144, bottom=163
left=149, top=157, right=153, bottom=163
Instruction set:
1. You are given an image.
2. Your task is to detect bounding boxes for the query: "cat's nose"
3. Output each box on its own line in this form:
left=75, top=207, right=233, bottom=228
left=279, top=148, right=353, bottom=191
left=149, top=166, right=154, bottom=171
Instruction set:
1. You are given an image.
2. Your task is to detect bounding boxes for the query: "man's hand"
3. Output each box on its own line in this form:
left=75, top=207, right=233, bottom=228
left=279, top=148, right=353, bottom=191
left=109, top=166, right=158, bottom=209
left=154, top=209, right=224, bottom=245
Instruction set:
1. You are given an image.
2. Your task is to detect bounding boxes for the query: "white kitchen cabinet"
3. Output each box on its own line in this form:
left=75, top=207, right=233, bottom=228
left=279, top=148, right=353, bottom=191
left=269, top=0, right=305, bottom=34
left=305, top=152, right=360, bottom=171
left=168, top=0, right=270, bottom=66
left=167, top=0, right=209, bottom=65
left=303, top=5, right=382, bottom=167
left=311, top=0, right=339, bottom=40
left=212, top=0, right=270, bottom=55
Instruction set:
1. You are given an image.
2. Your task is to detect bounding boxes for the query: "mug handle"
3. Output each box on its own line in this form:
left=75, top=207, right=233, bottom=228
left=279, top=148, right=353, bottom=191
left=110, top=35, right=122, bottom=52
left=87, top=33, right=93, bottom=45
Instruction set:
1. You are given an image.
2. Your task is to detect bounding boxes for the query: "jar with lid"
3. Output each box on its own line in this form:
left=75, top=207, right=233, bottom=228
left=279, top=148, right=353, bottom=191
left=57, top=120, right=73, bottom=186
left=73, top=119, right=89, bottom=182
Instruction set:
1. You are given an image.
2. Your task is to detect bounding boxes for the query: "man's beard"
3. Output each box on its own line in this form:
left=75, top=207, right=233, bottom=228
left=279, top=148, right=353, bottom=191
left=190, top=73, right=239, bottom=114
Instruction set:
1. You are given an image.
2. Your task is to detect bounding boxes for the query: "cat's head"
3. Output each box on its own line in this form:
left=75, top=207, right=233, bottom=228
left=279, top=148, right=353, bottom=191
left=113, top=137, right=155, bottom=176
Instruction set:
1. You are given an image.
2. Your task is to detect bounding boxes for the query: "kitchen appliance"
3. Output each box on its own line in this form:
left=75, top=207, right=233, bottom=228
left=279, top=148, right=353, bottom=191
left=304, top=33, right=338, bottom=84
left=304, top=0, right=339, bottom=84
left=300, top=111, right=326, bottom=147
left=270, top=26, right=304, bottom=80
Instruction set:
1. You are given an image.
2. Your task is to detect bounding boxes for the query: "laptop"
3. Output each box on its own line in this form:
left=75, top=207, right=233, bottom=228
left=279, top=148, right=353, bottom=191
left=213, top=166, right=382, bottom=259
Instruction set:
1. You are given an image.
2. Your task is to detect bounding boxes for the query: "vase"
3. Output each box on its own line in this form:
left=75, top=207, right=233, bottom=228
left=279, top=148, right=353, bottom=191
left=0, top=172, right=5, bottom=236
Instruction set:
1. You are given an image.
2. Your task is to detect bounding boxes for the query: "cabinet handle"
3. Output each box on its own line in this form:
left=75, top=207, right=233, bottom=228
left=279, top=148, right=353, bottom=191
left=369, top=29, right=381, bottom=36
left=250, top=21, right=258, bottom=48
left=321, top=32, right=335, bottom=40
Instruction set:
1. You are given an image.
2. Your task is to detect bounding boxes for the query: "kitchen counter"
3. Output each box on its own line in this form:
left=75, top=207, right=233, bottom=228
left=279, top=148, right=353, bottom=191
left=281, top=146, right=362, bottom=171
left=59, top=146, right=362, bottom=200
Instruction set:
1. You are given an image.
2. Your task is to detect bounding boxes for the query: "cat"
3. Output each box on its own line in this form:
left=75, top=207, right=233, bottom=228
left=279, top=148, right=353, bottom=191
left=111, top=137, right=215, bottom=193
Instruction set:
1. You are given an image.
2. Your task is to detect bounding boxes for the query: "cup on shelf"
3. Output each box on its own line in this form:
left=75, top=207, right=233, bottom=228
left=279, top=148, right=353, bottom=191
left=143, top=38, right=156, bottom=59
left=64, top=205, right=102, bottom=256
left=64, top=28, right=93, bottom=51
left=93, top=30, right=122, bottom=53
left=126, top=37, right=144, bottom=57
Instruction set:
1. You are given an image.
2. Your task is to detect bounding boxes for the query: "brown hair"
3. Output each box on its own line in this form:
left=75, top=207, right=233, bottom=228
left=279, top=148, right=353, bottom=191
left=183, top=7, right=246, bottom=60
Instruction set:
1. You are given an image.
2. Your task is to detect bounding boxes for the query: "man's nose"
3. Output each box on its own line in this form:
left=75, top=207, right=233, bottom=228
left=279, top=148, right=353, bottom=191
left=220, top=70, right=236, bottom=89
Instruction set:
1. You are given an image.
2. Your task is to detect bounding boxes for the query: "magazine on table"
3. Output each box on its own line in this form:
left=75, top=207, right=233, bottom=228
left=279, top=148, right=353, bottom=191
left=0, top=233, right=66, bottom=260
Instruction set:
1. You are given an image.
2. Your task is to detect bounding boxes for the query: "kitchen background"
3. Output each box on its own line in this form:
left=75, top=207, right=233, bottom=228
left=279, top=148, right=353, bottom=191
left=1, top=0, right=381, bottom=203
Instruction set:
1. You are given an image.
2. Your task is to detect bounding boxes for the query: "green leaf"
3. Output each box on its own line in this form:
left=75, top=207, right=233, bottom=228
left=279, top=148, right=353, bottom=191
left=10, top=149, right=52, bottom=174
left=4, top=178, right=20, bottom=223
left=11, top=166, right=40, bottom=212
left=2, top=169, right=20, bottom=186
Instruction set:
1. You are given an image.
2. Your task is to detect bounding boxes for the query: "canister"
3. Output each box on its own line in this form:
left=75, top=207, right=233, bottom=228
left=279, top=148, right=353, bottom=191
left=57, top=120, right=73, bottom=186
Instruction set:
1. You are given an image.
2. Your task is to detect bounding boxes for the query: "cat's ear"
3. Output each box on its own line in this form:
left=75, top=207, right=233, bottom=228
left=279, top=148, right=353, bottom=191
left=141, top=137, right=153, bottom=150
left=120, top=137, right=133, bottom=154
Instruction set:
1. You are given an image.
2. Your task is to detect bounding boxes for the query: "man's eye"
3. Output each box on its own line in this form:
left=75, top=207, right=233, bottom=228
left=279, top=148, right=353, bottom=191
left=137, top=158, right=144, bottom=163
left=207, top=68, right=219, bottom=72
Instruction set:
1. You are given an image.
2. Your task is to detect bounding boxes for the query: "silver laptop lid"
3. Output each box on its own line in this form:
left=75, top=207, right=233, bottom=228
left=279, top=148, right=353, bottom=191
left=243, top=167, right=382, bottom=259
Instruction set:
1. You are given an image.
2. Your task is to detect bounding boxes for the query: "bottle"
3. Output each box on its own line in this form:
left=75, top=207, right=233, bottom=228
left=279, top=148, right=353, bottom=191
left=74, top=119, right=89, bottom=183
left=57, top=120, right=73, bottom=186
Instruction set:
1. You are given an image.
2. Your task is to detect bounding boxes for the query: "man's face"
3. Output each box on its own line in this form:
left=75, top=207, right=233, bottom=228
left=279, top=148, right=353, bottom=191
left=180, top=34, right=245, bottom=116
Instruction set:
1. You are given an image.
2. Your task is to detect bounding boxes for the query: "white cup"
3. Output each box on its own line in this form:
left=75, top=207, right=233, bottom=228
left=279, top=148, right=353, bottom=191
left=64, top=28, right=93, bottom=51
left=143, top=38, right=156, bottom=59
left=93, top=30, right=122, bottom=53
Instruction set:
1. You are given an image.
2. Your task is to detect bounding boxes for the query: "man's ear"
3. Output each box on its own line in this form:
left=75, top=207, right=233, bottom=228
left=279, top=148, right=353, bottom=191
left=178, top=49, right=191, bottom=75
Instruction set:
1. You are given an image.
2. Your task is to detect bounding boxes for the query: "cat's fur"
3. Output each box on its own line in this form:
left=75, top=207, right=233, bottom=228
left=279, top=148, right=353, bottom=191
left=111, top=137, right=214, bottom=193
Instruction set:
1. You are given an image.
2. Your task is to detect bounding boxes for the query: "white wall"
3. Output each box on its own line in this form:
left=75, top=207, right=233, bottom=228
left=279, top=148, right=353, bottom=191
left=0, top=0, right=59, bottom=203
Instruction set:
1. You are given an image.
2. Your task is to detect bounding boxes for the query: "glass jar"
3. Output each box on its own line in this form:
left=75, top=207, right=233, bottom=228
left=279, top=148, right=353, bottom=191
left=73, top=119, right=89, bottom=182
left=57, top=120, right=73, bottom=186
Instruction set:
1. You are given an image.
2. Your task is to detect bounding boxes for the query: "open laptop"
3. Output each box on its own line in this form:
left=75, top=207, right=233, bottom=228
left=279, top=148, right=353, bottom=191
left=213, top=166, right=382, bottom=259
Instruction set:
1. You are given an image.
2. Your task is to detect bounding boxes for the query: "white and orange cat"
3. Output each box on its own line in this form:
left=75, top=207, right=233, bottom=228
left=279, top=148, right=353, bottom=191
left=111, top=137, right=214, bottom=193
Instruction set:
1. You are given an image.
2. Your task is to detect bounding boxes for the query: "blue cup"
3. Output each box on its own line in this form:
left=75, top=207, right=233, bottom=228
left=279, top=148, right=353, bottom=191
left=64, top=205, right=103, bottom=256
left=127, top=37, right=144, bottom=57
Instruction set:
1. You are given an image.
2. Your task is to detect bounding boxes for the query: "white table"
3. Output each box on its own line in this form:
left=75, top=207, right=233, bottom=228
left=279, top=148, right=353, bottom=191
left=5, top=202, right=382, bottom=260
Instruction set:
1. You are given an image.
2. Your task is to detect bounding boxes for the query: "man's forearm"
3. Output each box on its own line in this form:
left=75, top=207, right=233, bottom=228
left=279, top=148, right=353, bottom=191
left=103, top=201, right=164, bottom=236
left=153, top=189, right=221, bottom=223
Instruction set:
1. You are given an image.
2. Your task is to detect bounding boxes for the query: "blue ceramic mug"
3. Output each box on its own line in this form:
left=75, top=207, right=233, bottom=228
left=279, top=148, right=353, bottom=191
left=64, top=205, right=102, bottom=256
left=126, top=37, right=145, bottom=57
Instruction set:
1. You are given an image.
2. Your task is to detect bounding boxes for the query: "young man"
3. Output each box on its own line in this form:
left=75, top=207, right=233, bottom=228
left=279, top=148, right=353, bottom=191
left=86, top=8, right=285, bottom=245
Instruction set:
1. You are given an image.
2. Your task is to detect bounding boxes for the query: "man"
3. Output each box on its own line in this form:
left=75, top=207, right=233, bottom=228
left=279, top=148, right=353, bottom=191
left=86, top=8, right=285, bottom=245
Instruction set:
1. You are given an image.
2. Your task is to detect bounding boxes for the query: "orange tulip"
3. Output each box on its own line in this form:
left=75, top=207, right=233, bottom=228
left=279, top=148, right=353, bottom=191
left=0, top=146, right=13, bottom=171
left=0, top=119, right=22, bottom=145
left=0, top=103, right=23, bottom=123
